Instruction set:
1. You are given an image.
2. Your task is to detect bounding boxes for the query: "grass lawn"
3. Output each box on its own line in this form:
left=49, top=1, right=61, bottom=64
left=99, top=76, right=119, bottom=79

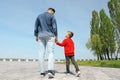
left=56, top=60, right=120, bottom=68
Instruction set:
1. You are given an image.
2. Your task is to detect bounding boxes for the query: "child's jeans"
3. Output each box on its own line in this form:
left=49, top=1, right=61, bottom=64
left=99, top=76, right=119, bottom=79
left=38, top=36, right=55, bottom=73
left=65, top=56, right=80, bottom=73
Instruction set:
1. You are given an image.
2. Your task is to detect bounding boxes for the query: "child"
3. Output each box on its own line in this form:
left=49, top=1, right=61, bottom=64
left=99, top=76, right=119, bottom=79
left=56, top=31, right=80, bottom=77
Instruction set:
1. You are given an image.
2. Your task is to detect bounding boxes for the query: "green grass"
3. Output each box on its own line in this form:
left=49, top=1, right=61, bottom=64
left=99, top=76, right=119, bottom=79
left=56, top=60, right=120, bottom=68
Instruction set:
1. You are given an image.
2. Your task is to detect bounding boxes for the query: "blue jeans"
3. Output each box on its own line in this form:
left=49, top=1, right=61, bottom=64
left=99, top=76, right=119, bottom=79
left=38, top=36, right=55, bottom=73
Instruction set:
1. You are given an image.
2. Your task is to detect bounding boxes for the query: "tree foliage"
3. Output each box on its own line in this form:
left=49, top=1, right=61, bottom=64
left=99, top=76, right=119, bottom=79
left=86, top=10, right=102, bottom=59
left=86, top=9, right=116, bottom=60
left=108, top=0, right=120, bottom=59
left=86, top=0, right=120, bottom=60
left=99, top=9, right=116, bottom=60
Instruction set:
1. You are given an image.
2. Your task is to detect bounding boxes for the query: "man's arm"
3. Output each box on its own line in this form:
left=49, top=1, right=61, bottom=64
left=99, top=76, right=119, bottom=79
left=34, top=17, right=39, bottom=42
left=52, top=16, right=58, bottom=42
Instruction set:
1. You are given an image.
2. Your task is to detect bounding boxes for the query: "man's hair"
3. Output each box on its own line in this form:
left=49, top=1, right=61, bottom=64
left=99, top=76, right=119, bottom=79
left=67, top=31, right=74, bottom=38
left=48, top=8, right=55, bottom=13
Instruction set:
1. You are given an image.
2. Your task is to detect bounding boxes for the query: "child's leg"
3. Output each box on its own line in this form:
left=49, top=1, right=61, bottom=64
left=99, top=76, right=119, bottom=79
left=65, top=56, right=70, bottom=73
left=70, top=56, right=80, bottom=72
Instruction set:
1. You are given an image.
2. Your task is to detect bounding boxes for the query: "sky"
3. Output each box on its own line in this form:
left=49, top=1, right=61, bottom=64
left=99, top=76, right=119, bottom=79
left=0, top=0, right=110, bottom=60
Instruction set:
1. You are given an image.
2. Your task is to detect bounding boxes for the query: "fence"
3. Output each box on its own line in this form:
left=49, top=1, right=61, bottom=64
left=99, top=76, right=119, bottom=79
left=0, top=58, right=98, bottom=62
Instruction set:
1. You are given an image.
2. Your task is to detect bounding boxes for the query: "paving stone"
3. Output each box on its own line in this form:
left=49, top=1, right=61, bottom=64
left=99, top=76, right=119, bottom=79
left=0, top=61, right=120, bottom=80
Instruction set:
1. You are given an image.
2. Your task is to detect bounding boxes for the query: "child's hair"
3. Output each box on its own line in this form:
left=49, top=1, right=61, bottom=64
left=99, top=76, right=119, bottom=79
left=48, top=8, right=55, bottom=13
left=67, top=31, right=74, bottom=38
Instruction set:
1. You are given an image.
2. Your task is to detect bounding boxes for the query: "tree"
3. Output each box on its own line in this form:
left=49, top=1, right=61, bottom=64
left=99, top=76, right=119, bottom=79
left=86, top=2, right=117, bottom=60
left=99, top=9, right=116, bottom=60
left=86, top=9, right=116, bottom=60
left=90, top=10, right=99, bottom=35
left=86, top=10, right=102, bottom=60
left=86, top=34, right=102, bottom=60
left=108, top=0, right=120, bottom=59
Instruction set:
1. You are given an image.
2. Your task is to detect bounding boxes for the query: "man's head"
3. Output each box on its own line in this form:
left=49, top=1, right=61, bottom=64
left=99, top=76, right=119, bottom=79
left=48, top=8, right=55, bottom=14
left=65, top=31, right=74, bottom=38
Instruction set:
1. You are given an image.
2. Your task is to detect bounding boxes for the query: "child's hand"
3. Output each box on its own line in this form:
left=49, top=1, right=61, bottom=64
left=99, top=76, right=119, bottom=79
left=55, top=40, right=58, bottom=44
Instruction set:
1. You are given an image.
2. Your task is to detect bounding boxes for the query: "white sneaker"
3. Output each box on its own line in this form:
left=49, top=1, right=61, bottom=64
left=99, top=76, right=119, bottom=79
left=76, top=71, right=81, bottom=77
left=48, top=72, right=55, bottom=78
left=66, top=73, right=70, bottom=76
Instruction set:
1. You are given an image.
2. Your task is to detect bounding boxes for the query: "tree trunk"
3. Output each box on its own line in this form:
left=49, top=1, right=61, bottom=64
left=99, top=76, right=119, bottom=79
left=110, top=53, right=113, bottom=60
left=115, top=55, right=118, bottom=60
left=97, top=55, right=99, bottom=60
left=115, top=49, right=119, bottom=60
left=104, top=53, right=107, bottom=60
left=100, top=55, right=104, bottom=60
left=106, top=49, right=110, bottom=60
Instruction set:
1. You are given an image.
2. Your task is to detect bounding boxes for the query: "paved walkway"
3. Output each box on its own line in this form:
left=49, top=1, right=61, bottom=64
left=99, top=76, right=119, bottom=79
left=0, top=61, right=120, bottom=80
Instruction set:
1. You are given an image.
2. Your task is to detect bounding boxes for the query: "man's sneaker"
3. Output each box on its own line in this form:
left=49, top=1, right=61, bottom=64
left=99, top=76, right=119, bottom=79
left=40, top=73, right=46, bottom=78
left=48, top=70, right=55, bottom=78
left=76, top=71, right=81, bottom=77
left=66, top=72, right=70, bottom=76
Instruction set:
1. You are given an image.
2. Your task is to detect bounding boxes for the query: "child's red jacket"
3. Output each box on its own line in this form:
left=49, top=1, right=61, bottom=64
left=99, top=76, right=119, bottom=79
left=56, top=38, right=74, bottom=56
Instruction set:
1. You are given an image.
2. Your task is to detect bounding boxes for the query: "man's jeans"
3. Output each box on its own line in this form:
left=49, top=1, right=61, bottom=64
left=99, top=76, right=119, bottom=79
left=38, top=36, right=55, bottom=73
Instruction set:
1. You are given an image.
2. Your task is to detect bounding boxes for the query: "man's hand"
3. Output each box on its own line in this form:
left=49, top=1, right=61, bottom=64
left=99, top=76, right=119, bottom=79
left=36, top=36, right=38, bottom=42
left=55, top=35, right=58, bottom=42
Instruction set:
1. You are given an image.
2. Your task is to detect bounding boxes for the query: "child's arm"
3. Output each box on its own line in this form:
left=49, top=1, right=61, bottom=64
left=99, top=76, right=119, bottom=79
left=56, top=39, right=67, bottom=47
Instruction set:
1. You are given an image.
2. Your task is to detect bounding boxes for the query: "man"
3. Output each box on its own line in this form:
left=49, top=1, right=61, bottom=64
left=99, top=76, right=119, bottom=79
left=34, top=8, right=58, bottom=78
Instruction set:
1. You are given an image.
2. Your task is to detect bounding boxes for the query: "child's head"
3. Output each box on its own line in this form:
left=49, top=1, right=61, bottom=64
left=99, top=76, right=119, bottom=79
left=65, top=31, right=74, bottom=38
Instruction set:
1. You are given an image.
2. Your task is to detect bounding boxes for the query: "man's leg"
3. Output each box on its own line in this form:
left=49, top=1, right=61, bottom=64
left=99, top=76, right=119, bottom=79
left=38, top=38, right=46, bottom=74
left=47, top=37, right=55, bottom=78
left=65, top=56, right=70, bottom=73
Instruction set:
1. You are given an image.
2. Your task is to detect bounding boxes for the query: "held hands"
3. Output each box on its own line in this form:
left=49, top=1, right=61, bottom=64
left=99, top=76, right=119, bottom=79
left=36, top=36, right=58, bottom=43
left=55, top=35, right=58, bottom=43
left=36, top=36, right=38, bottom=42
